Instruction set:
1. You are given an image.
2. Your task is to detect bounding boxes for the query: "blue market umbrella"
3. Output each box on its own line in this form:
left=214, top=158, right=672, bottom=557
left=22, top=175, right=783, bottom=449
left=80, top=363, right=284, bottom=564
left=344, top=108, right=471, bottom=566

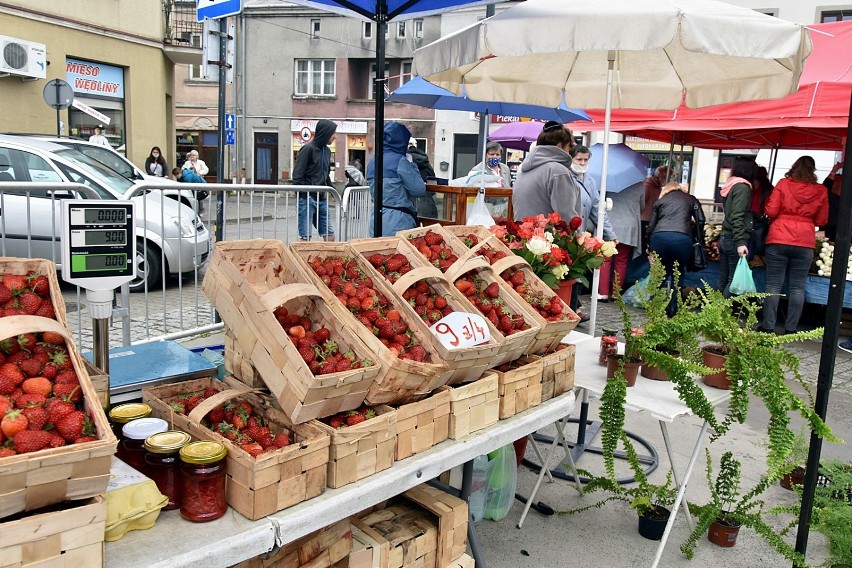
left=586, top=143, right=649, bottom=193
left=387, top=77, right=590, bottom=123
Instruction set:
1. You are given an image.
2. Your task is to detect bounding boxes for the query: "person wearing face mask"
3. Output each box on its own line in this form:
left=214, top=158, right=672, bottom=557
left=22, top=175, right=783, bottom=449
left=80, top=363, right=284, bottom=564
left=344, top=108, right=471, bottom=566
left=145, top=146, right=169, bottom=177
left=469, top=141, right=513, bottom=188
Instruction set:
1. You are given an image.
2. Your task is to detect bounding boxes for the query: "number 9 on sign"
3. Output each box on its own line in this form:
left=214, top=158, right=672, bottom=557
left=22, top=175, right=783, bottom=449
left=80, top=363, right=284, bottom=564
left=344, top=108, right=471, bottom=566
left=430, top=312, right=492, bottom=350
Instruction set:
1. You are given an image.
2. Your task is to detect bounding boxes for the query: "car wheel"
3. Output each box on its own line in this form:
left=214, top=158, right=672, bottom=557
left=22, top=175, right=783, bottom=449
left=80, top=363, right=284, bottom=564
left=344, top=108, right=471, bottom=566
left=130, top=240, right=163, bottom=293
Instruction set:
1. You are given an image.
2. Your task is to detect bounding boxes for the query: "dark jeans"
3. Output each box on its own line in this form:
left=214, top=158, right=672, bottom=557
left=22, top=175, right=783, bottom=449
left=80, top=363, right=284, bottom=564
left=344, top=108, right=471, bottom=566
left=718, top=233, right=740, bottom=297
left=650, top=231, right=692, bottom=315
left=760, top=243, right=813, bottom=332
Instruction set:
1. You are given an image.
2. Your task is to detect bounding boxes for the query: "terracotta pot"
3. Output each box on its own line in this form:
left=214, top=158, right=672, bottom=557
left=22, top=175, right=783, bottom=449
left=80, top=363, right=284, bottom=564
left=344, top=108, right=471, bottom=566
left=780, top=466, right=806, bottom=490
left=512, top=436, right=528, bottom=467
left=637, top=506, right=671, bottom=541
left=554, top=278, right=577, bottom=306
left=702, top=346, right=731, bottom=390
left=640, top=347, right=680, bottom=381
left=707, top=516, right=741, bottom=548
left=606, top=354, right=641, bottom=387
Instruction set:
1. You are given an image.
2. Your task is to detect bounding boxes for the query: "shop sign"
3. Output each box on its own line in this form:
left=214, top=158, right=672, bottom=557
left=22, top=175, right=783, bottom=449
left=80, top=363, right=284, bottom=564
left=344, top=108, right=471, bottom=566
left=66, top=58, right=125, bottom=99
left=290, top=120, right=367, bottom=135
left=624, top=136, right=692, bottom=153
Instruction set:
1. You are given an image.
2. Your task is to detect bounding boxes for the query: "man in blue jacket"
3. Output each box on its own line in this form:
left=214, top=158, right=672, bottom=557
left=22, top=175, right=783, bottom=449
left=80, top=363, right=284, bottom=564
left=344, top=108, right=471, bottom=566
left=293, top=119, right=337, bottom=241
left=366, top=122, right=426, bottom=237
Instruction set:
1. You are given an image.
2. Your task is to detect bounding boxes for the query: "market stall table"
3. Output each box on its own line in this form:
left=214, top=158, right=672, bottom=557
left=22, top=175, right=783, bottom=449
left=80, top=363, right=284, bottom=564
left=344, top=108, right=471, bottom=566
left=105, top=390, right=576, bottom=568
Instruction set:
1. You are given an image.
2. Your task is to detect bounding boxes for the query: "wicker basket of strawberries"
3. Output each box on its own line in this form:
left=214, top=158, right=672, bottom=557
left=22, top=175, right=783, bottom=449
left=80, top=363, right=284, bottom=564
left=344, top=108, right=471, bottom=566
left=143, top=377, right=330, bottom=519
left=203, top=240, right=381, bottom=424
left=0, top=259, right=68, bottom=327
left=350, top=237, right=502, bottom=386
left=0, top=315, right=116, bottom=519
left=285, top=242, right=449, bottom=405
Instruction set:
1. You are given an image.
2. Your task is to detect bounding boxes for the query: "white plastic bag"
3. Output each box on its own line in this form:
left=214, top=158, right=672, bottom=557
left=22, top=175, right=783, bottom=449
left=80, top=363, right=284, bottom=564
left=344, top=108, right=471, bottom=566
left=467, top=454, right=490, bottom=523
left=466, top=189, right=496, bottom=227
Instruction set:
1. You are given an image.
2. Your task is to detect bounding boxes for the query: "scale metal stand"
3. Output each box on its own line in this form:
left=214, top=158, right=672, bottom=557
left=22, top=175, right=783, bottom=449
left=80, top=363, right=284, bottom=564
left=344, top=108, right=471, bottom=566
left=61, top=200, right=137, bottom=409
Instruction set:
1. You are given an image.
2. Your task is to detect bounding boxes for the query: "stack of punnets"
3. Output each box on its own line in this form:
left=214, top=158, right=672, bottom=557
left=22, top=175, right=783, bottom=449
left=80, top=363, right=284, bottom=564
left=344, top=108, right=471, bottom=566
left=202, top=240, right=381, bottom=423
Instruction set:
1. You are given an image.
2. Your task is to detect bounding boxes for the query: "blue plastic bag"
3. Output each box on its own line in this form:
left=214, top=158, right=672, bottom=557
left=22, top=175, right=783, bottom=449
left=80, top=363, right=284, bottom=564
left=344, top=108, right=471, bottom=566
left=730, top=256, right=756, bottom=295
left=622, top=275, right=653, bottom=308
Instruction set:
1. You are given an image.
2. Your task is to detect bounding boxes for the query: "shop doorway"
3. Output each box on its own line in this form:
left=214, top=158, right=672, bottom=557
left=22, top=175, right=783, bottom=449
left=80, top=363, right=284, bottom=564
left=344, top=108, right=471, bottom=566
left=453, top=133, right=478, bottom=180
left=254, top=132, right=279, bottom=184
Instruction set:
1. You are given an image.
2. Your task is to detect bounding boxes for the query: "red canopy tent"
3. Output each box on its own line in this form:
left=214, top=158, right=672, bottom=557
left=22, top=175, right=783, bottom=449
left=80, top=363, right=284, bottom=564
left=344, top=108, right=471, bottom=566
left=566, top=20, right=852, bottom=149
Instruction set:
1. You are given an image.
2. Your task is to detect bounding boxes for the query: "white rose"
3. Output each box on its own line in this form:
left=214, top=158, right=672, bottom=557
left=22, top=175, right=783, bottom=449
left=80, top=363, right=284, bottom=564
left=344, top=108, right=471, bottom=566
left=526, top=236, right=552, bottom=256
left=600, top=241, right=618, bottom=258
left=552, top=264, right=569, bottom=280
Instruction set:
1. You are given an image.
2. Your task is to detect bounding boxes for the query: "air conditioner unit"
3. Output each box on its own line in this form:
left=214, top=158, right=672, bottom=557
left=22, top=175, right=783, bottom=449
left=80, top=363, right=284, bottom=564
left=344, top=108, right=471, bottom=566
left=0, top=35, right=47, bottom=80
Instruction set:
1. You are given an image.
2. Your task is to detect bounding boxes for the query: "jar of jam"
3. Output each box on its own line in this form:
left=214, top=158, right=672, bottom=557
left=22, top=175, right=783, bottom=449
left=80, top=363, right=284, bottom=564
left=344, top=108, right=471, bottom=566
left=109, top=403, right=152, bottom=462
left=121, top=418, right=168, bottom=474
left=145, top=430, right=192, bottom=511
left=179, top=441, right=228, bottom=522
left=599, top=328, right=619, bottom=366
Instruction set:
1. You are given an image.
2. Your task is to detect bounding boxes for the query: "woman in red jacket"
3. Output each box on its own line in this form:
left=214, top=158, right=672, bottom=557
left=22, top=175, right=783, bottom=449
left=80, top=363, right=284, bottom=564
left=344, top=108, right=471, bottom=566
left=758, top=156, right=828, bottom=334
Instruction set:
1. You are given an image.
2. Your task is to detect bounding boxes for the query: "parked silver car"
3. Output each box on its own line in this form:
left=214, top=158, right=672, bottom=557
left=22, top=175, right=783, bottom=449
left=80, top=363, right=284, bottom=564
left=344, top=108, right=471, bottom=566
left=0, top=135, right=209, bottom=292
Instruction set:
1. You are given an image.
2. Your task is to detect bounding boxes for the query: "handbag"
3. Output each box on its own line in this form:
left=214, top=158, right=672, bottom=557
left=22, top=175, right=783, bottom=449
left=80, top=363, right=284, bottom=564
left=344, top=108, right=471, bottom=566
left=688, top=203, right=707, bottom=271
left=751, top=215, right=769, bottom=256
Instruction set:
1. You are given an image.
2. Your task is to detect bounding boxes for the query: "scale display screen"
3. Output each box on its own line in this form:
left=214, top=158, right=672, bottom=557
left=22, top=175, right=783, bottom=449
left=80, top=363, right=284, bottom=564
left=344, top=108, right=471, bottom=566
left=70, top=229, right=127, bottom=247
left=69, top=207, right=128, bottom=226
left=71, top=253, right=128, bottom=272
left=62, top=202, right=135, bottom=283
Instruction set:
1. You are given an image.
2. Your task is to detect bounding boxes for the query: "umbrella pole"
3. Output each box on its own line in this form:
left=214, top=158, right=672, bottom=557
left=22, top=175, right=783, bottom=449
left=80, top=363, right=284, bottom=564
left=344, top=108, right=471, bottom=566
left=589, top=51, right=615, bottom=334
left=372, top=6, right=387, bottom=237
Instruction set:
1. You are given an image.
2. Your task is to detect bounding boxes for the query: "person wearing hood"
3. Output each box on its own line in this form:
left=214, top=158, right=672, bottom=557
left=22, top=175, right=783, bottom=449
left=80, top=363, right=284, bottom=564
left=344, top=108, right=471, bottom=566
left=718, top=158, right=757, bottom=296
left=758, top=156, right=828, bottom=334
left=293, top=119, right=337, bottom=241
left=366, top=122, right=426, bottom=236
left=511, top=121, right=579, bottom=222
left=407, top=138, right=438, bottom=219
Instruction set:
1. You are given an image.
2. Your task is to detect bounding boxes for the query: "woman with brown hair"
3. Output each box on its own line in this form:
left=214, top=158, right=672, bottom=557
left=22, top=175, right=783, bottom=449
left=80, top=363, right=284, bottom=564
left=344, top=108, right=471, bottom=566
left=758, top=155, right=828, bottom=334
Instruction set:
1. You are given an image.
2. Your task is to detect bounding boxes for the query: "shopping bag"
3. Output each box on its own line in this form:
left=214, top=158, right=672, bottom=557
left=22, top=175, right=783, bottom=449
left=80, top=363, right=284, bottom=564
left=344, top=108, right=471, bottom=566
left=729, top=256, right=757, bottom=295
left=466, top=189, right=496, bottom=227
left=622, top=275, right=653, bottom=308
left=482, top=444, right=518, bottom=521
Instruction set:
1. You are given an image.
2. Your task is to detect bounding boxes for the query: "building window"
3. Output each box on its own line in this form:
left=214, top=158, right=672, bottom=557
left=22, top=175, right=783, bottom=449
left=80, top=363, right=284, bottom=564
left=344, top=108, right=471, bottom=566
left=414, top=19, right=423, bottom=38
left=369, top=62, right=390, bottom=100
left=189, top=32, right=214, bottom=81
left=295, top=59, right=336, bottom=96
left=363, top=21, right=372, bottom=39
left=400, top=61, right=413, bottom=87
left=311, top=19, right=321, bottom=39
left=821, top=10, right=852, bottom=22
left=397, top=22, right=406, bottom=38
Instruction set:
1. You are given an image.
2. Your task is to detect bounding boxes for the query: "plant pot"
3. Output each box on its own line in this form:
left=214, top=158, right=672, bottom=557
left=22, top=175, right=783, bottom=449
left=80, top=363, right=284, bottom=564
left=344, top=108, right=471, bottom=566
left=553, top=278, right=577, bottom=306
left=707, top=516, right=741, bottom=548
left=702, top=345, right=731, bottom=390
left=606, top=354, right=641, bottom=387
left=637, top=506, right=671, bottom=541
left=640, top=346, right=680, bottom=381
left=512, top=436, right=528, bottom=467
left=780, top=466, right=806, bottom=490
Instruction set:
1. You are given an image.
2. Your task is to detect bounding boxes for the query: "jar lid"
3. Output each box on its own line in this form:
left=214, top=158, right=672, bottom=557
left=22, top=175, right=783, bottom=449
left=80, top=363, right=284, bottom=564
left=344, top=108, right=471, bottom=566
left=109, top=403, right=152, bottom=424
left=180, top=441, right=227, bottom=464
left=122, top=417, right=168, bottom=440
left=145, top=430, right=192, bottom=453
left=601, top=328, right=619, bottom=336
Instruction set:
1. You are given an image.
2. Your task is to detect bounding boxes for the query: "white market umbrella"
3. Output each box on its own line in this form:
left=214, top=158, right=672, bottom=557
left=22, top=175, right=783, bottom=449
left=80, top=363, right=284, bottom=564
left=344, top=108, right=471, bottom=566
left=413, top=0, right=812, bottom=333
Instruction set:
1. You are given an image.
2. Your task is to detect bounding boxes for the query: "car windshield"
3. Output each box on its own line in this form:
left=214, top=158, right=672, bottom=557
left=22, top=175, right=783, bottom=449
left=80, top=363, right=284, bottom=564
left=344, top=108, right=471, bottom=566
left=51, top=148, right=134, bottom=193
left=59, top=143, right=139, bottom=180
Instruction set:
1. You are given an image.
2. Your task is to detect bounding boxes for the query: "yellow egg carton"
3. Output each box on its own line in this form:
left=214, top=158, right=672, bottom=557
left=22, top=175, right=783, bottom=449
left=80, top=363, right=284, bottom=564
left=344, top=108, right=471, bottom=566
left=104, top=458, right=168, bottom=542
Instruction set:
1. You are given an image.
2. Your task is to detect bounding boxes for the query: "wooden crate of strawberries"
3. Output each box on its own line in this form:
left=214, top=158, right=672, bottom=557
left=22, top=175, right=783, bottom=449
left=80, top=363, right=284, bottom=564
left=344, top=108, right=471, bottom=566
left=446, top=228, right=579, bottom=355
left=437, top=372, right=499, bottom=440
left=0, top=258, right=68, bottom=327
left=286, top=241, right=449, bottom=405
left=142, top=377, right=330, bottom=520
left=203, top=239, right=381, bottom=423
left=313, top=404, right=397, bottom=489
left=233, top=518, right=351, bottom=568
left=350, top=237, right=501, bottom=386
left=0, top=495, right=106, bottom=568
left=492, top=357, right=544, bottom=419
left=522, top=343, right=575, bottom=402
left=392, top=388, right=451, bottom=461
left=0, top=315, right=116, bottom=520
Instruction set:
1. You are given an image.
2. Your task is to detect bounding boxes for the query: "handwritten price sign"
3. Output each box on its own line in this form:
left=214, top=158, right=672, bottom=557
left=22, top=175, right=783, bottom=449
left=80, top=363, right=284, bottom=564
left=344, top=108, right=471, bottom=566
left=430, top=312, right=491, bottom=350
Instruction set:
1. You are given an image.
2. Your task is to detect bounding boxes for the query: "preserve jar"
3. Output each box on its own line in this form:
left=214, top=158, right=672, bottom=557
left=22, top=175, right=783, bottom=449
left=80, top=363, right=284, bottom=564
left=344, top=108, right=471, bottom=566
left=109, top=403, right=152, bottom=462
left=144, top=430, right=192, bottom=511
left=599, top=328, right=619, bottom=366
left=179, top=441, right=228, bottom=522
left=121, top=417, right=168, bottom=474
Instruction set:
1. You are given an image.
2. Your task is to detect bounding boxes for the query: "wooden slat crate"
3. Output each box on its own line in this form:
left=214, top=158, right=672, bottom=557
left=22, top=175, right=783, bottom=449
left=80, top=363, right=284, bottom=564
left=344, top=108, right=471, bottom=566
left=84, top=358, right=109, bottom=411
left=0, top=316, right=116, bottom=520
left=142, top=377, right=330, bottom=520
left=233, top=518, right=352, bottom=568
left=349, top=237, right=501, bottom=387
left=0, top=257, right=69, bottom=328
left=437, top=373, right=499, bottom=440
left=447, top=554, right=475, bottom=568
left=224, top=329, right=264, bottom=389
left=492, top=358, right=544, bottom=419
left=311, top=406, right=397, bottom=489
left=445, top=227, right=580, bottom=355
left=0, top=496, right=106, bottom=568
left=393, top=388, right=451, bottom=461
left=403, top=484, right=468, bottom=568
left=349, top=525, right=385, bottom=568
left=352, top=501, right=438, bottom=568
left=285, top=241, right=448, bottom=405
left=202, top=239, right=381, bottom=423
left=522, top=343, right=576, bottom=402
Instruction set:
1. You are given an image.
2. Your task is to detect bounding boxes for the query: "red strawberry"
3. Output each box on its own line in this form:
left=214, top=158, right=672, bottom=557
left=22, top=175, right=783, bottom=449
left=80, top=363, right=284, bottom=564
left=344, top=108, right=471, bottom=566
left=54, top=410, right=86, bottom=442
left=271, top=433, right=291, bottom=448
left=328, top=415, right=345, bottom=429
left=17, top=333, right=37, bottom=352
left=74, top=436, right=99, bottom=444
left=46, top=398, right=75, bottom=423
left=52, top=383, right=82, bottom=403
left=2, top=409, right=28, bottom=437
left=28, top=274, right=50, bottom=297
left=17, top=293, right=42, bottom=316
left=15, top=393, right=47, bottom=409
left=240, top=442, right=264, bottom=457
left=288, top=325, right=306, bottom=339
left=0, top=284, right=12, bottom=305
left=54, top=370, right=78, bottom=384
left=47, top=432, right=67, bottom=448
left=202, top=387, right=219, bottom=399
left=21, top=377, right=52, bottom=397
left=3, top=274, right=27, bottom=294
left=0, top=363, right=24, bottom=394
left=484, top=282, right=500, bottom=298
left=424, top=230, right=443, bottom=246
left=0, top=447, right=16, bottom=457
left=185, top=395, right=203, bottom=413
left=408, top=345, right=426, bottom=362
left=345, top=412, right=366, bottom=426
left=12, top=430, right=53, bottom=453
left=41, top=362, right=58, bottom=381
left=22, top=406, right=49, bottom=430
left=206, top=405, right=226, bottom=424
left=18, top=358, right=44, bottom=378
left=298, top=346, right=315, bottom=363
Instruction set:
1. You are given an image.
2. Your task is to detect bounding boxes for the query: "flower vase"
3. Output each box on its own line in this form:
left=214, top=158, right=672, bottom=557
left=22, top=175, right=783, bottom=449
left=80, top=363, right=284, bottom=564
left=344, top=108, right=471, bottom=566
left=555, top=278, right=577, bottom=306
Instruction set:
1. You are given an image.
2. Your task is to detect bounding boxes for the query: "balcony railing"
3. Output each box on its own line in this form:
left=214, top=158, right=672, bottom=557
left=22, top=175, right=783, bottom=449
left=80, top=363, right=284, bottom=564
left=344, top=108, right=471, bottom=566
left=163, top=0, right=203, bottom=45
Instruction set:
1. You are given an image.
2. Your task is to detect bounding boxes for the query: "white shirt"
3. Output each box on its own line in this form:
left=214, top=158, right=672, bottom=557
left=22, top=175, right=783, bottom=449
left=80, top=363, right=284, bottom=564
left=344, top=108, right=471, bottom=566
left=88, top=134, right=111, bottom=147
left=182, top=158, right=209, bottom=177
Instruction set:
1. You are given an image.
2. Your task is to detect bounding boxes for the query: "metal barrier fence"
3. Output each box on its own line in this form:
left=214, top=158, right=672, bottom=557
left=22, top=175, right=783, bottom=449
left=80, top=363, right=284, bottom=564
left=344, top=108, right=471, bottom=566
left=0, top=181, right=373, bottom=351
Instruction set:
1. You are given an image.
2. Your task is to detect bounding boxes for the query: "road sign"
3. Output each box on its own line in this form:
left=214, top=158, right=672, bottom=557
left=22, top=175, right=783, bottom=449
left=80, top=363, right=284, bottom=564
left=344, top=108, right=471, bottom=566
left=196, top=0, right=242, bottom=22
left=300, top=127, right=312, bottom=142
left=225, top=113, right=235, bottom=130
left=43, top=79, right=73, bottom=110
left=225, top=130, right=235, bottom=145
